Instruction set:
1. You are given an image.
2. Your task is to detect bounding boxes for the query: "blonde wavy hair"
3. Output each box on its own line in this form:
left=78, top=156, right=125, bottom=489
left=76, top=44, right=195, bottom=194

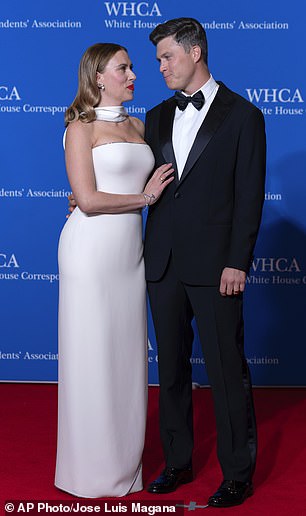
left=65, top=42, right=127, bottom=126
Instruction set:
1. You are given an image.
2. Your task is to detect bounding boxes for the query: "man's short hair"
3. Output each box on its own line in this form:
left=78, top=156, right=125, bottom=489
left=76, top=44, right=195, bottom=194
left=149, top=17, right=208, bottom=64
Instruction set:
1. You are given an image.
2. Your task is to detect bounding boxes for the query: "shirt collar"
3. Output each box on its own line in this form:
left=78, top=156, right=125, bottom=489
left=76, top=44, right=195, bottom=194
left=181, top=75, right=218, bottom=101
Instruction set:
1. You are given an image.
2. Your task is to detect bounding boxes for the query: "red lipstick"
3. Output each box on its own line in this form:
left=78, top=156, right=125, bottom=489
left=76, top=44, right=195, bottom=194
left=127, top=84, right=134, bottom=91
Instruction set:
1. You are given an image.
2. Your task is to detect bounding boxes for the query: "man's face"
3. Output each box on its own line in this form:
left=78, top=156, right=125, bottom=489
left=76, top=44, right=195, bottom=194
left=156, top=36, right=197, bottom=92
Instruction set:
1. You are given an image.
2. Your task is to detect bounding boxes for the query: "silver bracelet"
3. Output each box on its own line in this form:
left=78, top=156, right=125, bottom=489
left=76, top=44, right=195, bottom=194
left=143, top=193, right=155, bottom=208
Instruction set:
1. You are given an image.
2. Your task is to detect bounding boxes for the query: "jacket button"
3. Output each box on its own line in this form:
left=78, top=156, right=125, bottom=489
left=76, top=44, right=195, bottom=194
left=174, top=192, right=181, bottom=199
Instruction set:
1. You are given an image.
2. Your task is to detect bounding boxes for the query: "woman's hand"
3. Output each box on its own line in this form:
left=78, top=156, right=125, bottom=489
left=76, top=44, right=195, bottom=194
left=66, top=193, right=77, bottom=218
left=143, top=163, right=174, bottom=205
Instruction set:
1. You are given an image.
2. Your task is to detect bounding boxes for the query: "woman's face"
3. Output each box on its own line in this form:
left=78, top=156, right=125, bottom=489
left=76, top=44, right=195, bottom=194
left=97, top=50, right=136, bottom=105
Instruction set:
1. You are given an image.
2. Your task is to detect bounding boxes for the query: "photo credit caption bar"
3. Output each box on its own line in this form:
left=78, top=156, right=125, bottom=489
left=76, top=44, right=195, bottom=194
left=4, top=501, right=184, bottom=515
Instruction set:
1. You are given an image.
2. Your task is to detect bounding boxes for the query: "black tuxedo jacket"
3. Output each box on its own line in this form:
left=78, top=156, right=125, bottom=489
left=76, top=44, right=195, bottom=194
left=144, top=82, right=266, bottom=285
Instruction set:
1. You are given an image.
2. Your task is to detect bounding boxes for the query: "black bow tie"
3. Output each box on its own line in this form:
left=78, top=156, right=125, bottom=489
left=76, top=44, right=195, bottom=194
left=174, top=90, right=205, bottom=111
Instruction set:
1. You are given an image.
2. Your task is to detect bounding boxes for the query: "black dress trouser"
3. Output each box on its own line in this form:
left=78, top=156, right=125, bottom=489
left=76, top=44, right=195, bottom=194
left=147, top=256, right=257, bottom=482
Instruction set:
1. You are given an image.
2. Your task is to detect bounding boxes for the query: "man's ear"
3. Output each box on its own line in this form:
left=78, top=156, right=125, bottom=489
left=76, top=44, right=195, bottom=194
left=192, top=45, right=202, bottom=63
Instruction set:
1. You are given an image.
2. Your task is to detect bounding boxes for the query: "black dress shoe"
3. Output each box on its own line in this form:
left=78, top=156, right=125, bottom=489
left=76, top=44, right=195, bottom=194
left=208, top=479, right=253, bottom=507
left=147, top=466, right=193, bottom=494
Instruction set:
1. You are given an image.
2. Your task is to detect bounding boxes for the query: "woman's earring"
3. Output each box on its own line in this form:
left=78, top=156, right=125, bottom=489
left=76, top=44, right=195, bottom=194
left=97, top=83, right=105, bottom=91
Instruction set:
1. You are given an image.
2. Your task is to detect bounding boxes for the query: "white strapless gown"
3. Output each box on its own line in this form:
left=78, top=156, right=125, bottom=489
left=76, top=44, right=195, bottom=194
left=55, top=142, right=154, bottom=498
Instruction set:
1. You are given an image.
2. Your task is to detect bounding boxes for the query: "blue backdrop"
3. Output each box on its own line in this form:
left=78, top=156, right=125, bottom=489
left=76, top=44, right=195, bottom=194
left=1, top=0, right=305, bottom=384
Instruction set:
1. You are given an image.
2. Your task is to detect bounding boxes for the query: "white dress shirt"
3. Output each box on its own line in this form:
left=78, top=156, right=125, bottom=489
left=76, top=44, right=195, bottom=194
left=172, top=75, right=219, bottom=179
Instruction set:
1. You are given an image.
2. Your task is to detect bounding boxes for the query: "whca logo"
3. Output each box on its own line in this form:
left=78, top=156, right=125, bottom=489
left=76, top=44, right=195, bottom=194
left=104, top=1, right=162, bottom=16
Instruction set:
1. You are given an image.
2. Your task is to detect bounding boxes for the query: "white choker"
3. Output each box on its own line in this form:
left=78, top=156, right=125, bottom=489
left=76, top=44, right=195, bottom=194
left=94, top=106, right=129, bottom=122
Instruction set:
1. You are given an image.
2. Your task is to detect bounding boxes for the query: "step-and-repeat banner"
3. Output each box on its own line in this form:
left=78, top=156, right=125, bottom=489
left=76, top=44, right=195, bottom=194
left=1, top=1, right=305, bottom=384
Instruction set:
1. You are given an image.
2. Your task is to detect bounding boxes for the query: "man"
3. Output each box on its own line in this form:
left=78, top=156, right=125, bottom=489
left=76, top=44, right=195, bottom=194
left=144, top=18, right=266, bottom=507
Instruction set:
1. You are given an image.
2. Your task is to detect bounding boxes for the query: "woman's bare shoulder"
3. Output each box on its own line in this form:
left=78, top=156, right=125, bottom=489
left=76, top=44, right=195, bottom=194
left=66, top=119, right=93, bottom=137
left=129, top=116, right=145, bottom=137
left=65, top=120, right=94, bottom=147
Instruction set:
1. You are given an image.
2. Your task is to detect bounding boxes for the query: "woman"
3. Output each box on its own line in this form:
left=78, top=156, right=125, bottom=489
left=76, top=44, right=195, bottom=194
left=55, top=43, right=173, bottom=498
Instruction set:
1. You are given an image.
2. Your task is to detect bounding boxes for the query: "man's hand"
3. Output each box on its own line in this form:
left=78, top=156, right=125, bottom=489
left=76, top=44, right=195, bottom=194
left=66, top=193, right=77, bottom=218
left=219, top=267, right=246, bottom=296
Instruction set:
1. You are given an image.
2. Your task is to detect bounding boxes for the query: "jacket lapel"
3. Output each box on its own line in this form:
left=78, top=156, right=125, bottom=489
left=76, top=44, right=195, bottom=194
left=179, top=82, right=236, bottom=184
left=159, top=98, right=179, bottom=183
